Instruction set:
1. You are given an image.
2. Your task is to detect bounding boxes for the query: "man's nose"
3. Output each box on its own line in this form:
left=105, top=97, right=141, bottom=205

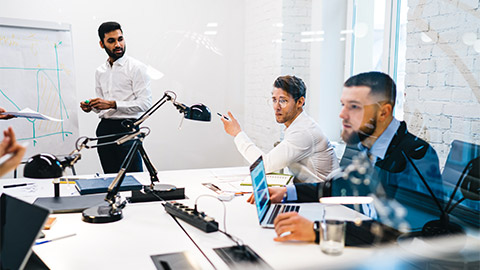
left=339, top=106, right=348, bottom=120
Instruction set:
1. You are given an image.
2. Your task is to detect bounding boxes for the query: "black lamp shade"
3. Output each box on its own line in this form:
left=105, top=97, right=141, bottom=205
left=185, top=104, right=211, bottom=122
left=24, top=153, right=63, bottom=179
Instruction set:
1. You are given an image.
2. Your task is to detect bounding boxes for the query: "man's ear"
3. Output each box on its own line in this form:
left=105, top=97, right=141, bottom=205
left=378, top=103, right=393, bottom=120
left=99, top=40, right=104, bottom=49
left=297, top=96, right=305, bottom=107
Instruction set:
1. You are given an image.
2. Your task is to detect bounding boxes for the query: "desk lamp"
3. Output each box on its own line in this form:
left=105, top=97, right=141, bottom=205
left=80, top=91, right=211, bottom=223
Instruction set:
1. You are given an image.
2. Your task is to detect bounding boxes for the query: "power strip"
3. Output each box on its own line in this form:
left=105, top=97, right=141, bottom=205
left=163, top=201, right=219, bottom=233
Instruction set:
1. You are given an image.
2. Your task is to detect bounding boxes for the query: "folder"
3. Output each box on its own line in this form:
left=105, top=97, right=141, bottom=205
left=241, top=173, right=293, bottom=187
left=75, top=175, right=143, bottom=195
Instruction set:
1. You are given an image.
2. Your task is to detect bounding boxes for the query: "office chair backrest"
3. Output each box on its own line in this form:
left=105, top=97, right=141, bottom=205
left=442, top=139, right=480, bottom=225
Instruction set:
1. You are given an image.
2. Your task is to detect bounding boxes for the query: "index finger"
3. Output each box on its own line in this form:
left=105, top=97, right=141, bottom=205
left=227, top=111, right=236, bottom=120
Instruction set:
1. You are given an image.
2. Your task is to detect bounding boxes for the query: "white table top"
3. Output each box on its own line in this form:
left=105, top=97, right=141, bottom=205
left=1, top=167, right=479, bottom=269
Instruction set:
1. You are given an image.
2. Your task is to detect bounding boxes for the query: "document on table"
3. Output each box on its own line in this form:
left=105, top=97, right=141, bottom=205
left=1, top=108, right=63, bottom=121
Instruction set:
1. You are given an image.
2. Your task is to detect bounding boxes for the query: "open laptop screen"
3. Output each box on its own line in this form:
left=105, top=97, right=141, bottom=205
left=0, top=193, right=50, bottom=270
left=250, top=156, right=270, bottom=223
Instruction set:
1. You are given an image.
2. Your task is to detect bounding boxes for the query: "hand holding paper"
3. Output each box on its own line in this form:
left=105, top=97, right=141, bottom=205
left=0, top=108, right=63, bottom=121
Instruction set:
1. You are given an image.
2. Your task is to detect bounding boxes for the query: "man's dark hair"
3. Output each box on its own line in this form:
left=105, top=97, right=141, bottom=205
left=344, top=71, right=397, bottom=108
left=273, top=75, right=306, bottom=102
left=98, top=21, right=122, bottom=42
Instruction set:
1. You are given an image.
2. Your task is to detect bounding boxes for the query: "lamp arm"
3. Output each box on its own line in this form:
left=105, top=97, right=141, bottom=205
left=402, top=151, right=446, bottom=215
left=130, top=92, right=174, bottom=128
left=105, top=136, right=143, bottom=203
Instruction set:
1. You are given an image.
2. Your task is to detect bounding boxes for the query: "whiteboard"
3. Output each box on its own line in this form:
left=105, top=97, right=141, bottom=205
left=0, top=18, right=78, bottom=157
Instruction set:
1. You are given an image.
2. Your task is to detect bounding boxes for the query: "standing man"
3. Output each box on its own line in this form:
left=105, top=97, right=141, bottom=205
left=221, top=75, right=338, bottom=183
left=80, top=22, right=152, bottom=173
left=268, top=71, right=442, bottom=243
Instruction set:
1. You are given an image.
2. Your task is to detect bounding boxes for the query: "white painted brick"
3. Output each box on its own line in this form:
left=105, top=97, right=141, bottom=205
left=443, top=103, right=480, bottom=117
left=422, top=2, right=439, bottom=17
left=427, top=72, right=447, bottom=87
left=443, top=131, right=474, bottom=145
left=405, top=73, right=428, bottom=87
left=429, top=13, right=464, bottom=31
left=418, top=60, right=436, bottom=73
left=451, top=117, right=472, bottom=133
left=446, top=71, right=470, bottom=87
left=438, top=0, right=458, bottom=15
left=458, top=0, right=479, bottom=9
left=406, top=45, right=433, bottom=60
left=472, top=120, right=480, bottom=133
left=435, top=58, right=454, bottom=73
left=423, top=101, right=445, bottom=115
left=451, top=87, right=475, bottom=102
left=426, top=128, right=444, bottom=143
left=408, top=0, right=434, bottom=7
left=453, top=57, right=475, bottom=73
left=407, top=19, right=429, bottom=32
left=438, top=30, right=460, bottom=44
left=419, top=87, right=452, bottom=101
left=406, top=61, right=420, bottom=74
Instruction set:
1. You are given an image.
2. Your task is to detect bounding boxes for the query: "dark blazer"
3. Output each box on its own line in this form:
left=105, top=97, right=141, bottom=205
left=294, top=121, right=443, bottom=203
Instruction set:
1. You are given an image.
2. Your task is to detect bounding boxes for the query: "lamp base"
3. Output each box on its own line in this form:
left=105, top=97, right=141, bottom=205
left=127, top=185, right=186, bottom=203
left=82, top=204, right=123, bottom=223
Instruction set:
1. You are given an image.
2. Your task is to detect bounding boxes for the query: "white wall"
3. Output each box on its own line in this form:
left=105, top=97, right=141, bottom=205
left=0, top=0, right=246, bottom=175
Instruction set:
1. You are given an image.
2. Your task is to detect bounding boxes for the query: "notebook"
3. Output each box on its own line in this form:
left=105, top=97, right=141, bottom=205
left=75, top=175, right=143, bottom=195
left=250, top=156, right=323, bottom=228
left=241, top=173, right=293, bottom=187
left=0, top=193, right=50, bottom=270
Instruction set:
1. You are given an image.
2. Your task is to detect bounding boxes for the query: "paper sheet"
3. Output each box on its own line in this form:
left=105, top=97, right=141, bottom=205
left=1, top=108, right=63, bottom=121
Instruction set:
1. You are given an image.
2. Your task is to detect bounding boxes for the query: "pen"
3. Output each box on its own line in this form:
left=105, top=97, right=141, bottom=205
left=85, top=99, right=90, bottom=104
left=211, top=183, right=222, bottom=191
left=35, top=233, right=76, bottom=245
left=216, top=112, right=230, bottom=121
left=235, top=192, right=252, bottom=196
left=3, top=183, right=34, bottom=189
left=59, top=180, right=76, bottom=184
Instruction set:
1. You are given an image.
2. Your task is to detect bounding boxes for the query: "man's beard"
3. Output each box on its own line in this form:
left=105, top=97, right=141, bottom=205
left=341, top=115, right=377, bottom=145
left=105, top=44, right=126, bottom=61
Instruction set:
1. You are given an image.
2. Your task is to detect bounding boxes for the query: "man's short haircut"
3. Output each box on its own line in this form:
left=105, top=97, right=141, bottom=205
left=98, top=22, right=122, bottom=42
left=273, top=75, right=306, bottom=102
left=344, top=71, right=397, bottom=108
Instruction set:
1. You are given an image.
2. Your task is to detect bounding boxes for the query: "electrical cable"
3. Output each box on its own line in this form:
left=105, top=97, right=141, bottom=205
left=194, top=194, right=244, bottom=247
left=148, top=192, right=217, bottom=270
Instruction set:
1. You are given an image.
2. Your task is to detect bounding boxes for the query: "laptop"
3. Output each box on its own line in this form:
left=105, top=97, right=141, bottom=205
left=0, top=193, right=50, bottom=270
left=249, top=156, right=323, bottom=228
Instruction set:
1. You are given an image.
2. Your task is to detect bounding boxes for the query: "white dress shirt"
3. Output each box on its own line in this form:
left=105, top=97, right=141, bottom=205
left=234, top=112, right=339, bottom=183
left=94, top=55, right=152, bottom=119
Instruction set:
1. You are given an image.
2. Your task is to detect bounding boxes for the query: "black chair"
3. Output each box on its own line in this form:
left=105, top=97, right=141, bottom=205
left=339, top=144, right=361, bottom=168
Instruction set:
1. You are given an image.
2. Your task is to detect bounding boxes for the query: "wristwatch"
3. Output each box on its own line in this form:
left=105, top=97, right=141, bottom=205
left=313, top=221, right=320, bottom=244
left=282, top=191, right=288, bottom=202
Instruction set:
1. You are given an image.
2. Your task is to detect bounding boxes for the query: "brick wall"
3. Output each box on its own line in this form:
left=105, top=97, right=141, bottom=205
left=244, top=0, right=312, bottom=153
left=404, top=0, right=480, bottom=166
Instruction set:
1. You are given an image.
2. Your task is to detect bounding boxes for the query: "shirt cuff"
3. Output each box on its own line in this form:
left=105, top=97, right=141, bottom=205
left=285, top=184, right=297, bottom=202
left=233, top=131, right=248, bottom=145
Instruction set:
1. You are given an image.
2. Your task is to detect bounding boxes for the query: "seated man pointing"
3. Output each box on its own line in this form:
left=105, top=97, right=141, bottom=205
left=221, top=75, right=338, bottom=183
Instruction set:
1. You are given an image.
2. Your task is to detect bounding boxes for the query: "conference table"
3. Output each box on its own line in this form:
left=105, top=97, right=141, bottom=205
left=2, top=167, right=479, bottom=269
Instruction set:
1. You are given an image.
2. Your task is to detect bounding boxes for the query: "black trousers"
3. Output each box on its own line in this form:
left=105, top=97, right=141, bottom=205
left=95, top=118, right=143, bottom=174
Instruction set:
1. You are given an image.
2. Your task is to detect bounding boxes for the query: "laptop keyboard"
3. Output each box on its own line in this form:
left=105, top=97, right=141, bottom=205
left=266, top=205, right=300, bottom=225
